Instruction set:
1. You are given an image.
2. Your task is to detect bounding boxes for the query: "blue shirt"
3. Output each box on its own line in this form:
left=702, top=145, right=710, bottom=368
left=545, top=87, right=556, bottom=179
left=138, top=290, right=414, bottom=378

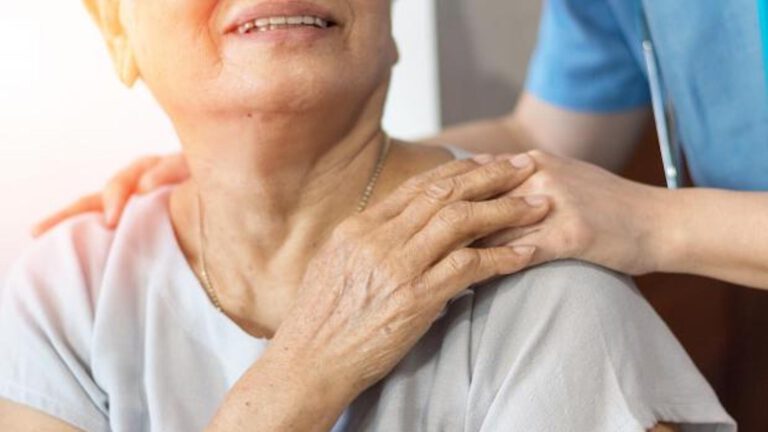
left=526, top=0, right=768, bottom=190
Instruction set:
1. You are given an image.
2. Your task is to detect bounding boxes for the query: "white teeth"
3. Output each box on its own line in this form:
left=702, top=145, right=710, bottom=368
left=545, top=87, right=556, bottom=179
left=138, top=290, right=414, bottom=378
left=237, top=21, right=254, bottom=34
left=237, top=15, right=332, bottom=34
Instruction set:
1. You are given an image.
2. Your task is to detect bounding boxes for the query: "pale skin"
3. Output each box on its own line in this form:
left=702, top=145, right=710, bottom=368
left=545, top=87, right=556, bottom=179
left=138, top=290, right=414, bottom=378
left=1, top=0, right=682, bottom=430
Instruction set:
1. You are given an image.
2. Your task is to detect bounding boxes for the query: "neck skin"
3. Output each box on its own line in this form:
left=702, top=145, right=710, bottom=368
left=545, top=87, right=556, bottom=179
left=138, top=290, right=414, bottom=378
left=169, top=81, right=447, bottom=337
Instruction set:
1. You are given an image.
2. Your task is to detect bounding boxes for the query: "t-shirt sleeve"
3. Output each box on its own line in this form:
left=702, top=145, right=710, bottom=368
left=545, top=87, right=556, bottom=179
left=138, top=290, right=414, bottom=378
left=470, top=261, right=735, bottom=432
left=0, top=217, right=113, bottom=432
left=525, top=0, right=651, bottom=112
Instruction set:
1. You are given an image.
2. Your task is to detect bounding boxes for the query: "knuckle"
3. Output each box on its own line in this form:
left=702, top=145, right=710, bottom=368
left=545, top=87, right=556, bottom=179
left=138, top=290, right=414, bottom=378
left=447, top=249, right=480, bottom=273
left=482, top=250, right=506, bottom=275
left=399, top=176, right=427, bottom=195
left=425, top=178, right=458, bottom=201
left=390, top=286, right=419, bottom=308
left=437, top=201, right=473, bottom=226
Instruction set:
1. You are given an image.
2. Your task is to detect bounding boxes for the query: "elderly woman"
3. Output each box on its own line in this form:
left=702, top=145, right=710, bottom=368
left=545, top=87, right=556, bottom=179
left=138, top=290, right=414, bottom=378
left=0, top=0, right=734, bottom=431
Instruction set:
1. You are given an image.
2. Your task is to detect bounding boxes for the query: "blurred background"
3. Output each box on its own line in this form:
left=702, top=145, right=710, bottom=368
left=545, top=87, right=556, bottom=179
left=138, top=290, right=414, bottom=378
left=1, top=0, right=766, bottom=430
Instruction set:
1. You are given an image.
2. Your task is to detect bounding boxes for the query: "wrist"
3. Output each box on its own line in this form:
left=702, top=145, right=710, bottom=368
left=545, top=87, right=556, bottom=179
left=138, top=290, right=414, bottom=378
left=262, top=341, right=358, bottom=412
left=209, top=345, right=353, bottom=432
left=644, top=186, right=689, bottom=274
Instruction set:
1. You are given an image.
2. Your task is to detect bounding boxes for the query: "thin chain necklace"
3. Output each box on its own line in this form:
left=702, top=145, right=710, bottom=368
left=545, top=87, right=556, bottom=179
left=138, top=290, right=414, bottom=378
left=197, top=134, right=393, bottom=312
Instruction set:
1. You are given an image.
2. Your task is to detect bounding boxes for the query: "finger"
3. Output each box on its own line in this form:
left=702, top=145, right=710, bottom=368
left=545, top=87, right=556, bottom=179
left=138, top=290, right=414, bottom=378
left=473, top=224, right=544, bottom=248
left=405, top=195, right=550, bottom=267
left=366, top=157, right=485, bottom=219
left=31, top=193, right=103, bottom=237
left=390, top=156, right=537, bottom=237
left=137, top=154, right=189, bottom=193
left=102, top=156, right=162, bottom=227
left=422, top=245, right=536, bottom=302
left=507, top=230, right=562, bottom=267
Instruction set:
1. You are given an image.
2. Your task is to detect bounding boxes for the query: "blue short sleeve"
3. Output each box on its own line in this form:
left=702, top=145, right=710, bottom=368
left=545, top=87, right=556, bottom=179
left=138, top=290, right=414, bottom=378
left=526, top=0, right=651, bottom=112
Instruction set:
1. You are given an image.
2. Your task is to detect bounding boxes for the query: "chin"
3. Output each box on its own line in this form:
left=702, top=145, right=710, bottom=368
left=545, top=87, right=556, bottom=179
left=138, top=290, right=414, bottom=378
left=221, top=65, right=381, bottom=115
left=147, top=50, right=390, bottom=120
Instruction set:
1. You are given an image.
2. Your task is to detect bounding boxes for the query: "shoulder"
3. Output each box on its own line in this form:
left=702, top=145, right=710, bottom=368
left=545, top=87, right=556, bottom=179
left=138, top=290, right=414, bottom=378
left=0, top=189, right=173, bottom=432
left=465, top=261, right=641, bottom=380
left=464, top=261, right=734, bottom=430
left=471, top=260, right=639, bottom=339
left=2, top=188, right=173, bottom=315
left=0, top=188, right=176, bottom=431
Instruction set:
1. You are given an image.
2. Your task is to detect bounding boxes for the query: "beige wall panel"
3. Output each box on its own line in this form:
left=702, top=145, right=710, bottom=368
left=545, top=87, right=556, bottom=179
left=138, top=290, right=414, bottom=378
left=437, top=0, right=543, bottom=125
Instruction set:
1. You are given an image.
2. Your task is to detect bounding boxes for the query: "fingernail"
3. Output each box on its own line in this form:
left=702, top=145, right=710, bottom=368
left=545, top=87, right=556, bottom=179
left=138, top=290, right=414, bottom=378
left=509, top=154, right=532, bottom=168
left=524, top=195, right=548, bottom=207
left=512, top=245, right=536, bottom=256
left=472, top=154, right=494, bottom=165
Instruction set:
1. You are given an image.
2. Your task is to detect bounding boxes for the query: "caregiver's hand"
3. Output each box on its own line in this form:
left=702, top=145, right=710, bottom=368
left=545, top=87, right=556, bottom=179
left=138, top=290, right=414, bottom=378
left=31, top=153, right=189, bottom=236
left=483, top=150, right=666, bottom=275
left=208, top=157, right=550, bottom=432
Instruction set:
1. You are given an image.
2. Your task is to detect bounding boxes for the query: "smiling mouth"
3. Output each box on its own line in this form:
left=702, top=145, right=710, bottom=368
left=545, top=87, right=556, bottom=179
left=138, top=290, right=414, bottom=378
left=237, top=15, right=337, bottom=34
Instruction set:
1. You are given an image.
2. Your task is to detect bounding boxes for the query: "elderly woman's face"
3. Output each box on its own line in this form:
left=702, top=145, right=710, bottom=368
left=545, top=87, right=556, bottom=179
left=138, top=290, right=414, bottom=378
left=124, top=0, right=397, bottom=116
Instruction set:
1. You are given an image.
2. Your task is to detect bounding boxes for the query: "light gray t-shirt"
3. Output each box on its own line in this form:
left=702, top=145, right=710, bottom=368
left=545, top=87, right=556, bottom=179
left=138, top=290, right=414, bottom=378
left=0, top=187, right=735, bottom=431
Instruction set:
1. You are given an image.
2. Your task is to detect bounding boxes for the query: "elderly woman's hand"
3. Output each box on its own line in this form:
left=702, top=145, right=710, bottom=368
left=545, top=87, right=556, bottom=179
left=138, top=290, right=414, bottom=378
left=210, top=156, right=550, bottom=430
left=482, top=150, right=667, bottom=276
left=279, top=155, right=549, bottom=394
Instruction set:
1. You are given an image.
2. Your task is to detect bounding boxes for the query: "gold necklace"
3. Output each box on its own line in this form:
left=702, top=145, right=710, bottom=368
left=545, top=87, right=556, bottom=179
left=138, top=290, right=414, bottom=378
left=197, top=134, right=393, bottom=312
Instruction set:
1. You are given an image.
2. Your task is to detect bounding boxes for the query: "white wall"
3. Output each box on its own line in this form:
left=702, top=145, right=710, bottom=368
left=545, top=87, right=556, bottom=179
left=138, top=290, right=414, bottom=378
left=0, top=1, right=440, bottom=276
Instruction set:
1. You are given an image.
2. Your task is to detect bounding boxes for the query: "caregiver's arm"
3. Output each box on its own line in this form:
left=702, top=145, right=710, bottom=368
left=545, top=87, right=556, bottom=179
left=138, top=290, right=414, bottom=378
left=659, top=188, right=768, bottom=289
left=491, top=151, right=768, bottom=290
left=423, top=92, right=652, bottom=172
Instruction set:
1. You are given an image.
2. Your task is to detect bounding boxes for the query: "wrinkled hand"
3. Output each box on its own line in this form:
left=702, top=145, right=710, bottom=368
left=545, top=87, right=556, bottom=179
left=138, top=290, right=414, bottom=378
left=264, top=156, right=550, bottom=401
left=482, top=150, right=665, bottom=275
left=31, top=153, right=189, bottom=236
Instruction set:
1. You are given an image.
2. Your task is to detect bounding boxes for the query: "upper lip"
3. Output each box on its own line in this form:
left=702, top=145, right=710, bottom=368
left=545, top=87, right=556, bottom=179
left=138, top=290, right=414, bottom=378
left=222, top=1, right=339, bottom=34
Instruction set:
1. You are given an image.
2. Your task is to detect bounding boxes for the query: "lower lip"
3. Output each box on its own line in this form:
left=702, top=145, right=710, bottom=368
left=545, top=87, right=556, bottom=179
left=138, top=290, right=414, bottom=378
left=228, top=25, right=338, bottom=44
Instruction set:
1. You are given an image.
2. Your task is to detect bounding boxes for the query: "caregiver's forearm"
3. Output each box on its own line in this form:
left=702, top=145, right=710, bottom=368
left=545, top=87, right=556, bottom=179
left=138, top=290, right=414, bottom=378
left=421, top=115, right=535, bottom=156
left=421, top=92, right=651, bottom=172
left=657, top=188, right=768, bottom=289
left=207, top=350, right=349, bottom=432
